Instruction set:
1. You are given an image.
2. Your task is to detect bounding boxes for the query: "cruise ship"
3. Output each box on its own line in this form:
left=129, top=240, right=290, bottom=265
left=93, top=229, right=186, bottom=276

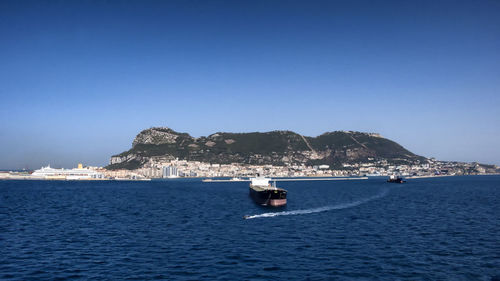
left=31, top=164, right=105, bottom=180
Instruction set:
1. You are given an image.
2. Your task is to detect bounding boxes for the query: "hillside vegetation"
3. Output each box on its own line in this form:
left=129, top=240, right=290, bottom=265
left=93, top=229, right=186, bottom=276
left=107, top=127, right=426, bottom=170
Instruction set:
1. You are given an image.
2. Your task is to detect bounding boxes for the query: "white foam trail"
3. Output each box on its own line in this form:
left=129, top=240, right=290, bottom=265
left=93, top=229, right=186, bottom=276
left=244, top=188, right=388, bottom=219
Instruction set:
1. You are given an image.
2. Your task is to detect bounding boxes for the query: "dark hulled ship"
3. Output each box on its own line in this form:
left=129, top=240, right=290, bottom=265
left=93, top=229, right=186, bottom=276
left=387, top=175, right=406, bottom=183
left=249, top=177, right=287, bottom=207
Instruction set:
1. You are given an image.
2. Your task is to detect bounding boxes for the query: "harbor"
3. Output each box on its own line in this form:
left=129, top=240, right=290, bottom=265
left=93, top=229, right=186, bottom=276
left=0, top=164, right=150, bottom=181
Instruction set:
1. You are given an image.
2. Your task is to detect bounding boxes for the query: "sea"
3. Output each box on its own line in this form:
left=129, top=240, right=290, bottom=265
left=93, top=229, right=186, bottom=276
left=1, top=176, right=499, bottom=280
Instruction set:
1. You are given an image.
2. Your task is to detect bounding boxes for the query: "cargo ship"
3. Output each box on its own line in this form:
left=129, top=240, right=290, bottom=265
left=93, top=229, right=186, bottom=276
left=249, top=177, right=287, bottom=207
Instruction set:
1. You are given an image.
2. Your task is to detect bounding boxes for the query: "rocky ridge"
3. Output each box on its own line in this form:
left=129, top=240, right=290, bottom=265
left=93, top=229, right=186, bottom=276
left=107, top=127, right=426, bottom=170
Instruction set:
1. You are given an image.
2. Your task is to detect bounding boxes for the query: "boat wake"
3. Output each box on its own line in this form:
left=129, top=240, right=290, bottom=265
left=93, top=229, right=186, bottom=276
left=244, top=188, right=389, bottom=220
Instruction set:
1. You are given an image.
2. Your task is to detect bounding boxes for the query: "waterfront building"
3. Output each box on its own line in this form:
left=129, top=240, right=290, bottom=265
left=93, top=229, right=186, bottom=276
left=162, top=166, right=179, bottom=178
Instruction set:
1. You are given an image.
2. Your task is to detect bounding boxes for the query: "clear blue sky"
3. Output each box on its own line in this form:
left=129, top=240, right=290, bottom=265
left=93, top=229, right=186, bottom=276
left=1, top=0, right=499, bottom=169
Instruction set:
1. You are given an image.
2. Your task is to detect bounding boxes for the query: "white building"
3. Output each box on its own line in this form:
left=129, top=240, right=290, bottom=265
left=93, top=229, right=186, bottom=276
left=162, top=166, right=179, bottom=178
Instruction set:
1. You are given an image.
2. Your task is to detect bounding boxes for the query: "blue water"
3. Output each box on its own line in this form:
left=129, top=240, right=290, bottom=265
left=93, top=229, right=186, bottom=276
left=1, top=176, right=499, bottom=280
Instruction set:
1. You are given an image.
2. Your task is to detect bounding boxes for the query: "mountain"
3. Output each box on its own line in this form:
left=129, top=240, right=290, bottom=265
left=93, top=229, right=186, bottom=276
left=106, top=127, right=426, bottom=170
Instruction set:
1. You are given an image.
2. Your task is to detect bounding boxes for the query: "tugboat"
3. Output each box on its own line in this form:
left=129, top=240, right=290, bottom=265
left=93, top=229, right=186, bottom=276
left=249, top=177, right=287, bottom=207
left=387, top=175, right=406, bottom=183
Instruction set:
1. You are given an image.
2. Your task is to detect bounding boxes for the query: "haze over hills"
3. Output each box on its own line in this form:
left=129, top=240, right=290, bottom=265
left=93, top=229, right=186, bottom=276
left=107, top=127, right=427, bottom=170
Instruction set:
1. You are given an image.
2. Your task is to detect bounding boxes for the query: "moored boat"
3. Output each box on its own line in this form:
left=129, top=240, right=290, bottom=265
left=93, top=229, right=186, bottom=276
left=31, top=164, right=105, bottom=180
left=249, top=177, right=287, bottom=206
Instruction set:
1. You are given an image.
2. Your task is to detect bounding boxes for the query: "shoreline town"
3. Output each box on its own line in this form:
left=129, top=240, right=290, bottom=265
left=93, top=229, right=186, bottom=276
left=0, top=158, right=498, bottom=181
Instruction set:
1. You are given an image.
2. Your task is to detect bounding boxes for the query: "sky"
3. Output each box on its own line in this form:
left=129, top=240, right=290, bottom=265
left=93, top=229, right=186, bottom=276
left=1, top=0, right=499, bottom=169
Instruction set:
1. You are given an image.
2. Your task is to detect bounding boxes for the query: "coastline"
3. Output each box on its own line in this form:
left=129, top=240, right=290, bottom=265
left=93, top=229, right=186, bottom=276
left=406, top=173, right=500, bottom=179
left=202, top=176, right=369, bottom=183
left=2, top=173, right=499, bottom=182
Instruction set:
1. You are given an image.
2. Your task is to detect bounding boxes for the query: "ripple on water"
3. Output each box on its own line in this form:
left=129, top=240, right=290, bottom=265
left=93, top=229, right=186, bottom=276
left=0, top=177, right=499, bottom=280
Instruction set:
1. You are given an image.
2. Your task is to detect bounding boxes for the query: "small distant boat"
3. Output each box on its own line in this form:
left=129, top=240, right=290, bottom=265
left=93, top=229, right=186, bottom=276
left=249, top=177, right=287, bottom=207
left=387, top=175, right=405, bottom=183
left=230, top=177, right=243, bottom=181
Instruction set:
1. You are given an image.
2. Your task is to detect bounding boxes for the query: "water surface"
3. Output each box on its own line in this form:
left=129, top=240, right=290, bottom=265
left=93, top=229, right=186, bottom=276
left=1, top=176, right=499, bottom=280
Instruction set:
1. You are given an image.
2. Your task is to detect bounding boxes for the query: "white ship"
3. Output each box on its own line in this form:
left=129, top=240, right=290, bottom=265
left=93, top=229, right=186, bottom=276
left=31, top=164, right=105, bottom=180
